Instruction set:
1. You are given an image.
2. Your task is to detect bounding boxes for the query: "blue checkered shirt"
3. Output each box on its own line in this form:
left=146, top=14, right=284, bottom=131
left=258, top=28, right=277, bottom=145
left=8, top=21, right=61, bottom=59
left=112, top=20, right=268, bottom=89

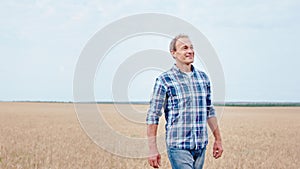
left=146, top=64, right=216, bottom=150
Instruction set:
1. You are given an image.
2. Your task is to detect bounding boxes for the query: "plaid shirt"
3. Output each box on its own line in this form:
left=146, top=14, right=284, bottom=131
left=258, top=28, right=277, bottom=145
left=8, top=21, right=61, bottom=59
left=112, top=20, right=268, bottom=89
left=146, top=64, right=216, bottom=150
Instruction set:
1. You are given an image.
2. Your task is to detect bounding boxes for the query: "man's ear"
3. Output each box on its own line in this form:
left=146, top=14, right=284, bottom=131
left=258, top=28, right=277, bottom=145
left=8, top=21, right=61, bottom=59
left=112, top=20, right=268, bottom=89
left=170, top=50, right=176, bottom=59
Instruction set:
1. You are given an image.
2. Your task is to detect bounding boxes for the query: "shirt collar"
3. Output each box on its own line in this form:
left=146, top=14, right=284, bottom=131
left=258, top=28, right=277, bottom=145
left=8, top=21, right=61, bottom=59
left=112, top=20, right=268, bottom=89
left=172, top=64, right=195, bottom=74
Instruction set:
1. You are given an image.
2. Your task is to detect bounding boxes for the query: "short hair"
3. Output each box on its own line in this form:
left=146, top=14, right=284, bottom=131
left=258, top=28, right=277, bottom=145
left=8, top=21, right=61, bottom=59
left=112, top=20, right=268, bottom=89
left=169, top=34, right=190, bottom=52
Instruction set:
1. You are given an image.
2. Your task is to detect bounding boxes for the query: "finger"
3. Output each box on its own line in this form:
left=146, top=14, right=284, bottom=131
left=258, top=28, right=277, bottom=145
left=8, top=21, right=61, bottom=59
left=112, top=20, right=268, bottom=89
left=213, top=149, right=219, bottom=158
left=153, top=160, right=159, bottom=168
left=158, top=155, right=161, bottom=166
left=218, top=149, right=223, bottom=157
left=149, top=159, right=156, bottom=167
left=148, top=160, right=154, bottom=167
left=149, top=159, right=159, bottom=168
left=215, top=150, right=223, bottom=159
left=213, top=149, right=218, bottom=157
left=213, top=152, right=218, bottom=158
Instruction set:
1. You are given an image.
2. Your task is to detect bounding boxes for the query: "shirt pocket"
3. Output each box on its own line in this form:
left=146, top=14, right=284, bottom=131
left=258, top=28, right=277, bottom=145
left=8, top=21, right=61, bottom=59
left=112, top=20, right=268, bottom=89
left=170, top=89, right=193, bottom=111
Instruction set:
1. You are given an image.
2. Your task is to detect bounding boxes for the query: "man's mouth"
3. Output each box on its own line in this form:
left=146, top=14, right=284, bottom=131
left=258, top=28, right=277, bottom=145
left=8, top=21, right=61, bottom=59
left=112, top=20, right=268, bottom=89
left=186, top=55, right=194, bottom=58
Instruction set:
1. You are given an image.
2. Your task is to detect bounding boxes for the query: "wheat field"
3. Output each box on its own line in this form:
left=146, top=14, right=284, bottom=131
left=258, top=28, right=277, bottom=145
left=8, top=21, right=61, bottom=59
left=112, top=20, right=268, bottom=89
left=0, top=102, right=299, bottom=169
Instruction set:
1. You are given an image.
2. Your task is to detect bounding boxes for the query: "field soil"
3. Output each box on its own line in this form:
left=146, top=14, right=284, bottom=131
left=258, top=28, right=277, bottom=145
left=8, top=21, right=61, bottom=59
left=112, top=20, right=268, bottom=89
left=0, top=102, right=299, bottom=169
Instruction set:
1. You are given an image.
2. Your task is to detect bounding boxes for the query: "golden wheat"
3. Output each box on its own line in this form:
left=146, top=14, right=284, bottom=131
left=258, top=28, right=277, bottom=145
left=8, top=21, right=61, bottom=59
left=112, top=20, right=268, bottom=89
left=0, top=103, right=299, bottom=169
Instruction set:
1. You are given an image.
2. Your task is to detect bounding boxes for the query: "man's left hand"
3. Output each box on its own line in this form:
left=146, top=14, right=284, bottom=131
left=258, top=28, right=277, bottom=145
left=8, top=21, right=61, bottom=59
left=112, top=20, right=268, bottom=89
left=213, top=140, right=223, bottom=159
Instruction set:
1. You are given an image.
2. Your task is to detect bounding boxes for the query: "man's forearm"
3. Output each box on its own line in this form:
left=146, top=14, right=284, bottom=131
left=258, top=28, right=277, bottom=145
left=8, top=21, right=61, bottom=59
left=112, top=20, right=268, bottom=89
left=147, top=124, right=159, bottom=150
left=207, top=117, right=222, bottom=141
left=147, top=124, right=161, bottom=168
left=208, top=116, right=224, bottom=158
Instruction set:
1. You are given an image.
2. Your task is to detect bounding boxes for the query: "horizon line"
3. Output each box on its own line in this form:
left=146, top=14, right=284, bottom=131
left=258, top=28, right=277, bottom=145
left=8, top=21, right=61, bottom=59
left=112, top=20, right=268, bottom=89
left=1, top=100, right=300, bottom=107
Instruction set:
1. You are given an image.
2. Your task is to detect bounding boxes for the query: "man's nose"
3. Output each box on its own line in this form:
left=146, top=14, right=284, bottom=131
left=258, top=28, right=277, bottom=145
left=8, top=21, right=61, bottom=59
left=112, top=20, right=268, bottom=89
left=187, top=48, right=194, bottom=54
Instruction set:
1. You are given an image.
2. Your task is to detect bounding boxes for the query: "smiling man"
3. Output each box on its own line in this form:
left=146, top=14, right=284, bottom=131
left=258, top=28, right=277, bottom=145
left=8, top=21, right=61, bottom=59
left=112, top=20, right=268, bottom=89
left=146, top=34, right=223, bottom=169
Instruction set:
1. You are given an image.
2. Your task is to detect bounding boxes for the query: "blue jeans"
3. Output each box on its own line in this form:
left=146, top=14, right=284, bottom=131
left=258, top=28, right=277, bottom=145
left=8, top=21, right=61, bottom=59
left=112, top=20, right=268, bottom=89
left=167, top=146, right=206, bottom=169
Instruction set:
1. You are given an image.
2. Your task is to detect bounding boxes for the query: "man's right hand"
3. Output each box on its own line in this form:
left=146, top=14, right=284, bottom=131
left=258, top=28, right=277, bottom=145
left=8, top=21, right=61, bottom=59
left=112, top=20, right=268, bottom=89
left=148, top=149, right=161, bottom=168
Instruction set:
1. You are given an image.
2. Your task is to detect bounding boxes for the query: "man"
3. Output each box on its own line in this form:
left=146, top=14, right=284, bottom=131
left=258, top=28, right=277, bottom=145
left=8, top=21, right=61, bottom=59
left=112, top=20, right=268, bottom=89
left=146, top=34, right=223, bottom=169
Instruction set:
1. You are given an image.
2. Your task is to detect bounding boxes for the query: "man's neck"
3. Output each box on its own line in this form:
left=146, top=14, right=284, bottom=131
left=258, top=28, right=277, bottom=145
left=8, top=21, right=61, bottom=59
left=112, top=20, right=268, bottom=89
left=175, top=63, right=192, bottom=73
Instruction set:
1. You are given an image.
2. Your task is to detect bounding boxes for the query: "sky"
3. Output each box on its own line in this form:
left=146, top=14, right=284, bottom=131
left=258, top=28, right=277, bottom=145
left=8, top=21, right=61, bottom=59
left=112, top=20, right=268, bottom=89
left=1, top=0, right=300, bottom=102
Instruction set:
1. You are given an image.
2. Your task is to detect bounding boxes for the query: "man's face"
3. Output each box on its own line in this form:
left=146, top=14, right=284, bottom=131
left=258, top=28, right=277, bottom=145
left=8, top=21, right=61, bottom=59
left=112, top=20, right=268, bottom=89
left=171, top=37, right=194, bottom=65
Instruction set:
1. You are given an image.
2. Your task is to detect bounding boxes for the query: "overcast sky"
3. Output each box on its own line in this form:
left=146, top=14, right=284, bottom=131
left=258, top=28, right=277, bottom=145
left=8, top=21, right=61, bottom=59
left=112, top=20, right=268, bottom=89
left=1, top=0, right=299, bottom=102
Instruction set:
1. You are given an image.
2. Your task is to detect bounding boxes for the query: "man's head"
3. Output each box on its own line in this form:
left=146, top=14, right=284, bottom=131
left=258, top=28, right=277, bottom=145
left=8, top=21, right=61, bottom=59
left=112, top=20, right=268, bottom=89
left=169, top=34, right=194, bottom=65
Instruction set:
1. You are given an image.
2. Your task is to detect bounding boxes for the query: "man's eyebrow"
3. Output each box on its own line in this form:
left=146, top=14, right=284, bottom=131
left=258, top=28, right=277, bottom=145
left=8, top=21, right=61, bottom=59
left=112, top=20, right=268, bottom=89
left=180, top=44, right=193, bottom=48
left=180, top=45, right=188, bottom=48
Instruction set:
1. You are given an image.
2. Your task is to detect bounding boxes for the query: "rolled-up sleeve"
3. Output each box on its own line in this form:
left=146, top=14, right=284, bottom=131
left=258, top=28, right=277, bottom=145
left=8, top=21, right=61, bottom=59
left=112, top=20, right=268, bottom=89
left=146, top=78, right=166, bottom=124
left=206, top=77, right=216, bottom=119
